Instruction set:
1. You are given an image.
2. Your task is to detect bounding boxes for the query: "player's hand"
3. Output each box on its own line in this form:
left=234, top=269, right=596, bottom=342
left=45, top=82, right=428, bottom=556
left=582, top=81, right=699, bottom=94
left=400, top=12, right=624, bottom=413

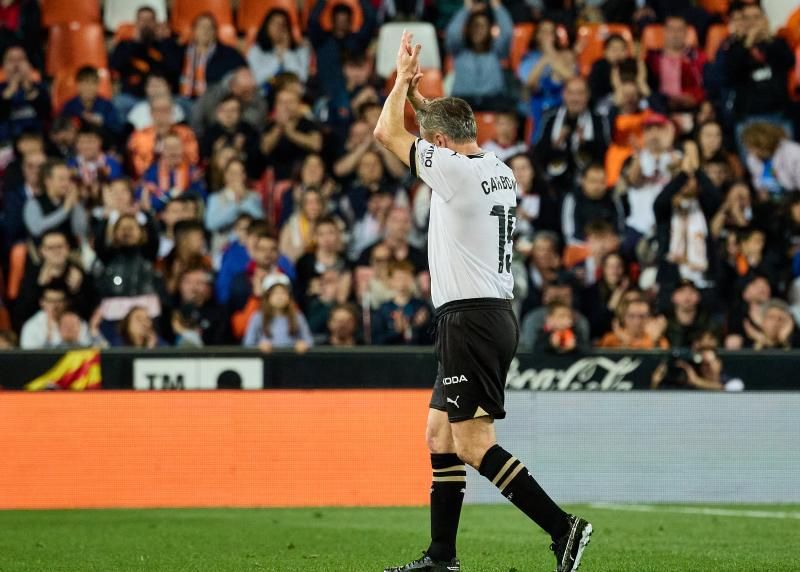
left=407, top=63, right=427, bottom=110
left=396, top=30, right=421, bottom=83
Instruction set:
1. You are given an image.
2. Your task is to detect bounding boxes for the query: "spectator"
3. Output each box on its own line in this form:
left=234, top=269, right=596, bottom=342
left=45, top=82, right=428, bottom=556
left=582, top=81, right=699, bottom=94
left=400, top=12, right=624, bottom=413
left=116, top=306, right=166, bottom=348
left=55, top=310, right=105, bottom=349
left=126, top=73, right=186, bottom=130
left=372, top=261, right=432, bottom=345
left=507, top=154, right=561, bottom=251
left=200, top=94, right=262, bottom=178
left=519, top=278, right=590, bottom=352
left=588, top=33, right=642, bottom=109
left=0, top=44, right=50, bottom=145
left=651, top=331, right=727, bottom=390
left=532, top=301, right=584, bottom=354
left=305, top=268, right=348, bottom=337
left=340, top=149, right=402, bottom=224
left=60, top=66, right=122, bottom=139
left=0, top=330, right=18, bottom=350
left=597, top=297, right=669, bottom=349
left=205, top=158, right=263, bottom=260
left=348, top=188, right=394, bottom=261
left=279, top=189, right=325, bottom=263
left=645, top=15, right=707, bottom=111
left=294, top=217, right=352, bottom=311
left=482, top=111, right=529, bottom=162
left=333, top=118, right=406, bottom=183
left=243, top=273, right=313, bottom=352
left=564, top=219, right=621, bottom=288
left=360, top=242, right=394, bottom=310
left=90, top=178, right=147, bottom=242
left=322, top=303, right=360, bottom=346
left=128, top=94, right=200, bottom=177
left=155, top=194, right=199, bottom=258
left=19, top=285, right=94, bottom=349
left=179, top=13, right=246, bottom=100
left=518, top=20, right=576, bottom=132
left=165, top=266, right=228, bottom=346
left=192, top=67, right=267, bottom=138
left=536, top=77, right=609, bottom=189
left=664, top=279, right=719, bottom=348
left=445, top=0, right=513, bottom=110
left=710, top=181, right=754, bottom=240
left=261, top=86, right=323, bottom=181
left=748, top=299, right=800, bottom=350
left=1, top=130, right=43, bottom=196
left=561, top=163, right=624, bottom=245
left=247, top=9, right=311, bottom=86
left=325, top=52, right=382, bottom=143
left=45, top=116, right=77, bottom=159
left=67, top=125, right=123, bottom=208
left=696, top=120, right=741, bottom=177
left=3, top=148, right=44, bottom=246
left=160, top=220, right=211, bottom=295
left=581, top=252, right=630, bottom=340
left=0, top=0, right=42, bottom=71
left=109, top=6, right=180, bottom=118
left=137, top=132, right=207, bottom=213
left=23, top=159, right=88, bottom=247
left=741, top=122, right=800, bottom=198
left=519, top=231, right=563, bottom=319
left=357, top=206, right=428, bottom=277
left=277, top=153, right=339, bottom=228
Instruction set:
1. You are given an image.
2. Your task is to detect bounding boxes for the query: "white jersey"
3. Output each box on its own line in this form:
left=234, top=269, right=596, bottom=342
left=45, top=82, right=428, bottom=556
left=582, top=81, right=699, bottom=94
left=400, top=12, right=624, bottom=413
left=411, top=138, right=517, bottom=308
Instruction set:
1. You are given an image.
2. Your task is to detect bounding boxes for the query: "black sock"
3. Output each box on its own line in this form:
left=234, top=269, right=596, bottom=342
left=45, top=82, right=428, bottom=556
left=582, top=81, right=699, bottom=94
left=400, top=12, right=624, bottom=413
left=478, top=444, right=569, bottom=540
left=427, top=453, right=466, bottom=561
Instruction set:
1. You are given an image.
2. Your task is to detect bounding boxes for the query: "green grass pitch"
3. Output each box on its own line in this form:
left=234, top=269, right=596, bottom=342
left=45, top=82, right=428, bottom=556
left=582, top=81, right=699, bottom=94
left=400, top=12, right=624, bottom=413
left=0, top=504, right=798, bottom=571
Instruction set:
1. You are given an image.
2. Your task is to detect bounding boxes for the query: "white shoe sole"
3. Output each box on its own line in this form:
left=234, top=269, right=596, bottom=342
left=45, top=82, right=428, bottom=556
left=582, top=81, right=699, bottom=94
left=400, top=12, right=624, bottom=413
left=569, top=522, right=593, bottom=571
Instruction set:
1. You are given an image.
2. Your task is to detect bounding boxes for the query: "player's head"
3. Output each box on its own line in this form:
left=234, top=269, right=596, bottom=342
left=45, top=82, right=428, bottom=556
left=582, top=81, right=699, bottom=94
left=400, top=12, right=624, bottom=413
left=417, top=97, right=477, bottom=149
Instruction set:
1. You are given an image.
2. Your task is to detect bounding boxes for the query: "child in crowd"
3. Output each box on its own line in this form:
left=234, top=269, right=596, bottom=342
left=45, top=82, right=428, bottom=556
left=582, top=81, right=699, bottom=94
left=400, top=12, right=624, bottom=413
left=243, top=274, right=313, bottom=353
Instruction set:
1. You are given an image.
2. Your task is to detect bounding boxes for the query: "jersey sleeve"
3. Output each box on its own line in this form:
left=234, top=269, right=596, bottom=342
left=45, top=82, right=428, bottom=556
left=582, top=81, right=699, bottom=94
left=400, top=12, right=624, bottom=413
left=410, top=138, right=462, bottom=202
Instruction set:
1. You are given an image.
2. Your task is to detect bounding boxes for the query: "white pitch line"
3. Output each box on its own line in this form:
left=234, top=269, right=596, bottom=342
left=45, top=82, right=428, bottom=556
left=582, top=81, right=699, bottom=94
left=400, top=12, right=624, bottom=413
left=588, top=503, right=800, bottom=520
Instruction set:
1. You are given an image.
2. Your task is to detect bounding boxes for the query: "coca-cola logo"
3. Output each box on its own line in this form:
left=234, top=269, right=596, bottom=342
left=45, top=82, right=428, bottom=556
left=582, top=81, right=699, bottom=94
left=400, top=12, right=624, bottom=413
left=505, top=357, right=641, bottom=391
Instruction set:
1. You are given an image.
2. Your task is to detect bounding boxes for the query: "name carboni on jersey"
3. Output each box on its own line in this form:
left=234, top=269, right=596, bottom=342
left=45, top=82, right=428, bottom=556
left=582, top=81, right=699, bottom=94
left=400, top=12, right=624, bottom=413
left=481, top=175, right=515, bottom=195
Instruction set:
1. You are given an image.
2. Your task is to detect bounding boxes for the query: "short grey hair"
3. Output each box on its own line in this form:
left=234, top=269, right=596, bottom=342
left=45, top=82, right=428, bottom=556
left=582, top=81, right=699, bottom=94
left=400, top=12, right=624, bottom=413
left=416, top=97, right=477, bottom=143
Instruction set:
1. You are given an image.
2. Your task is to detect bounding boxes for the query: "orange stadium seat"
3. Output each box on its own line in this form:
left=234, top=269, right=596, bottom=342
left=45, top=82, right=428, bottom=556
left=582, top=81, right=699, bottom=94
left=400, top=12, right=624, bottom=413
left=237, top=0, right=302, bottom=42
left=46, top=23, right=108, bottom=75
left=510, top=23, right=535, bottom=72
left=790, top=46, right=800, bottom=102
left=318, top=0, right=363, bottom=33
left=641, top=24, right=699, bottom=53
left=6, top=243, right=27, bottom=302
left=475, top=112, right=497, bottom=145
left=698, top=0, right=729, bottom=15
left=41, top=0, right=100, bottom=27
left=576, top=24, right=634, bottom=77
left=51, top=68, right=113, bottom=112
left=171, top=0, right=234, bottom=37
left=302, top=0, right=316, bottom=30
left=783, top=8, right=800, bottom=49
left=704, top=24, right=729, bottom=61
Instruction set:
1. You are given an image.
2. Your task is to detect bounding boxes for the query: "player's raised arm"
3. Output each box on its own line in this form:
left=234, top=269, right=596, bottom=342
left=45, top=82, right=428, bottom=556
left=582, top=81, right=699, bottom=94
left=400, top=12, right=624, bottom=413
left=373, top=31, right=421, bottom=167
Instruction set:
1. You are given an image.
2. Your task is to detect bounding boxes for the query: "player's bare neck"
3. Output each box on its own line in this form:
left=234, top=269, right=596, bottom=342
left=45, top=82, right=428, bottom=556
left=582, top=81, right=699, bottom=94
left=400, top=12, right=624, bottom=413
left=447, top=141, right=483, bottom=156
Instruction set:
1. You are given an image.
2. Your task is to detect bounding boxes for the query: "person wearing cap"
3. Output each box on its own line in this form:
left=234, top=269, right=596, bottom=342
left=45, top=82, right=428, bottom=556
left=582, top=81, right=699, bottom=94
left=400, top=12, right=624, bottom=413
left=664, top=278, right=720, bottom=348
left=242, top=273, right=313, bottom=353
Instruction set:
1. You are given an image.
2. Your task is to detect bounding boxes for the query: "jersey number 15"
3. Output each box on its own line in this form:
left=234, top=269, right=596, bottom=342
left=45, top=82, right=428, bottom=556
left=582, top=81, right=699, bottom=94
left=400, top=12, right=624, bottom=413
left=489, top=205, right=517, bottom=274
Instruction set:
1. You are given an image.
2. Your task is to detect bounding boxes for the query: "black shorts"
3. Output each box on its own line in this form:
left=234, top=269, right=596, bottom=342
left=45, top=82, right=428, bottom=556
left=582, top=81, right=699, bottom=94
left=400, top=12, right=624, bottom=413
left=429, top=298, right=519, bottom=422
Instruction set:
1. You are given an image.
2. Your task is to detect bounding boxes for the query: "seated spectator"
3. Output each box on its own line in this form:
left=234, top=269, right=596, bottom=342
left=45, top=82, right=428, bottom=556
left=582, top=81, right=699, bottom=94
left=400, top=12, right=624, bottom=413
left=710, top=181, right=754, bottom=240
left=536, top=77, right=609, bottom=189
left=60, top=66, right=122, bottom=139
left=519, top=278, right=590, bottom=352
left=581, top=252, right=630, bottom=340
left=357, top=206, right=428, bottom=277
left=109, top=6, right=180, bottom=119
left=0, top=0, right=41, bottom=71
left=164, top=266, right=228, bottom=346
left=741, top=122, right=800, bottom=198
left=482, top=111, right=528, bottom=162
left=664, top=279, right=719, bottom=348
left=46, top=116, right=77, bottom=159
left=20, top=286, right=94, bottom=349
left=243, top=274, right=312, bottom=352
left=294, top=217, right=352, bottom=311
left=720, top=227, right=779, bottom=295
left=156, top=194, right=199, bottom=258
left=561, top=163, right=624, bottom=245
left=597, top=297, right=669, bottom=349
left=67, top=125, right=123, bottom=208
left=322, top=303, right=360, bottom=346
left=280, top=189, right=325, bottom=263
left=15, top=230, right=95, bottom=327
left=205, top=158, right=263, bottom=262
left=696, top=121, right=741, bottom=178
left=532, top=301, right=585, bottom=354
left=3, top=147, right=44, bottom=247
left=247, top=9, right=311, bottom=86
left=651, top=331, right=727, bottom=390
left=507, top=153, right=561, bottom=251
left=160, top=220, right=212, bottom=295
left=588, top=33, right=640, bottom=109
left=0, top=44, right=50, bottom=145
left=340, top=149, right=402, bottom=224
left=277, top=153, right=339, bottom=228
left=372, top=261, right=432, bottom=345
left=55, top=310, right=105, bottom=349
left=1, top=130, right=43, bottom=197
left=137, top=133, right=207, bottom=213
left=128, top=94, right=200, bottom=177
left=23, top=159, right=88, bottom=247
left=359, top=242, right=394, bottom=309
left=748, top=299, right=800, bottom=350
left=261, top=86, right=323, bottom=181
left=305, top=268, right=349, bottom=337
left=116, top=306, right=167, bottom=348
left=519, top=231, right=563, bottom=319
left=192, top=67, right=266, bottom=138
left=348, top=189, right=394, bottom=261
left=333, top=118, right=406, bottom=183
left=179, top=13, right=246, bottom=100
left=325, top=53, right=382, bottom=144
left=0, top=330, right=18, bottom=350
left=127, top=73, right=186, bottom=130
left=518, top=20, right=576, bottom=131
left=446, top=0, right=513, bottom=111
left=725, top=273, right=771, bottom=349
left=645, top=15, right=707, bottom=111
left=90, top=178, right=148, bottom=243
left=200, top=95, right=261, bottom=178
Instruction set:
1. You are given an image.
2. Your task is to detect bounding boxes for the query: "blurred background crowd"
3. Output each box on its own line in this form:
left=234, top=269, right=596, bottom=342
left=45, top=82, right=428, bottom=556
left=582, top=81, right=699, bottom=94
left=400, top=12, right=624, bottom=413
left=0, top=0, right=799, bottom=359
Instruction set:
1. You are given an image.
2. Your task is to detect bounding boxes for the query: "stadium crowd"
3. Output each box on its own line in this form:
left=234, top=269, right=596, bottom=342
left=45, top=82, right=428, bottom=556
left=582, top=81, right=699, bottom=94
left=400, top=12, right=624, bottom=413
left=0, top=0, right=799, bottom=356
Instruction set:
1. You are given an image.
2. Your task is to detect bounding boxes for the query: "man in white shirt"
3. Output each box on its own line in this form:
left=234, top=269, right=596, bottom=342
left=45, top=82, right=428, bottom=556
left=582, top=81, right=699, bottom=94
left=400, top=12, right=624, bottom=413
left=20, top=286, right=92, bottom=349
left=375, top=32, right=591, bottom=572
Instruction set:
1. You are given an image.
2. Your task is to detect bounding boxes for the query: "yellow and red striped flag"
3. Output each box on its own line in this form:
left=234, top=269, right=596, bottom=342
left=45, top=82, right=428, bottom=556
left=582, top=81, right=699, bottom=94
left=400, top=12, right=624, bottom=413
left=25, top=349, right=102, bottom=391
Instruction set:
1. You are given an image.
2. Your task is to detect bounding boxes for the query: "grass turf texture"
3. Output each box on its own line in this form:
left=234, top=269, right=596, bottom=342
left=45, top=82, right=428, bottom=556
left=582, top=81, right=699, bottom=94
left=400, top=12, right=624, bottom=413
left=0, top=505, right=798, bottom=571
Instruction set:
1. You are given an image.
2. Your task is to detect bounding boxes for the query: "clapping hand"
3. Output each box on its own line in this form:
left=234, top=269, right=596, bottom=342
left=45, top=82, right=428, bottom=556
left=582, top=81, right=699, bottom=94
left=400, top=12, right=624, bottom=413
left=397, top=30, right=421, bottom=83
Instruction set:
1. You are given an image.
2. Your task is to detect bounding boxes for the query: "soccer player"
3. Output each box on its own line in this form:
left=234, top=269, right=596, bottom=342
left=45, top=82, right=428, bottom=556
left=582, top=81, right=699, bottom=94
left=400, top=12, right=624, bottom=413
left=376, top=32, right=592, bottom=572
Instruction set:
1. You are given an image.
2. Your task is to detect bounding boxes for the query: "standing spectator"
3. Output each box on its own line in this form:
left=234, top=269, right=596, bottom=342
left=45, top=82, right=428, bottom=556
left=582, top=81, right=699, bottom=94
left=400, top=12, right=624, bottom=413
left=588, top=34, right=641, bottom=108
left=128, top=94, right=199, bottom=177
left=19, top=286, right=93, bottom=349
left=137, top=133, right=207, bottom=213
left=67, top=125, right=123, bottom=208
left=372, top=261, right=432, bottom=345
left=645, top=15, right=707, bottom=111
left=159, top=220, right=211, bottom=295
left=279, top=189, right=325, bottom=263
left=3, top=148, right=44, bottom=247
left=165, top=266, right=228, bottom=346
left=116, top=306, right=166, bottom=348
left=561, top=163, right=624, bottom=245
left=0, top=44, right=50, bottom=145
left=581, top=252, right=630, bottom=340
left=696, top=120, right=741, bottom=176
left=664, top=279, right=719, bottom=347
left=23, top=160, right=88, bottom=247
left=710, top=181, right=754, bottom=240
left=109, top=6, right=180, bottom=118
left=155, top=194, right=199, bottom=258
left=536, top=77, right=609, bottom=189
left=243, top=274, right=313, bottom=352
left=179, top=13, right=246, bottom=101
left=482, top=111, right=529, bottom=162
left=322, top=303, right=360, bottom=346
left=597, top=297, right=669, bottom=349
left=200, top=95, right=262, bottom=178
left=446, top=0, right=513, bottom=110
left=126, top=73, right=186, bottom=130
left=192, top=67, right=267, bottom=138
left=518, top=20, right=576, bottom=129
left=247, top=9, right=311, bottom=86
left=60, top=66, right=122, bottom=139
left=0, top=0, right=42, bottom=71
left=294, top=217, right=352, bottom=311
left=741, top=123, right=800, bottom=197
left=261, top=87, right=323, bottom=181
left=507, top=153, right=562, bottom=248
left=519, top=231, right=563, bottom=319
